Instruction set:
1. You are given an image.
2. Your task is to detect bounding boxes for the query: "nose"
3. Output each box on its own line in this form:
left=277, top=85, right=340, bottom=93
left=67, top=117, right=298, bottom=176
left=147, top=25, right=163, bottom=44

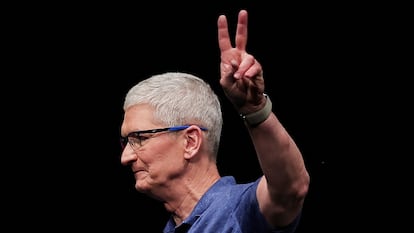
left=120, top=145, right=137, bottom=166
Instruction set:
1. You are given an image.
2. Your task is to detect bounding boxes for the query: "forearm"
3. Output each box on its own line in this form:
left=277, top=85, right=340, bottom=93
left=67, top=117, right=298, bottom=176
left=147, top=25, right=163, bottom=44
left=248, top=112, right=310, bottom=205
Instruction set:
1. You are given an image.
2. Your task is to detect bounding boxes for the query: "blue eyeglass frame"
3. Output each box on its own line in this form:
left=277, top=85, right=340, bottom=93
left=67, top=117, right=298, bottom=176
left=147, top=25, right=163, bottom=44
left=120, top=125, right=208, bottom=149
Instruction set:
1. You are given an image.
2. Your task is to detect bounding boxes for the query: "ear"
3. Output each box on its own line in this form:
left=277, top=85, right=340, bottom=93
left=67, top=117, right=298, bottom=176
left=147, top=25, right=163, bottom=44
left=183, top=126, right=203, bottom=159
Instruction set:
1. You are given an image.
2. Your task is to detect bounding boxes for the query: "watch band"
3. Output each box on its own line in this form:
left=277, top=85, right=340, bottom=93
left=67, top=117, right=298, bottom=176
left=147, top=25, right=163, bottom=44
left=240, top=94, right=272, bottom=127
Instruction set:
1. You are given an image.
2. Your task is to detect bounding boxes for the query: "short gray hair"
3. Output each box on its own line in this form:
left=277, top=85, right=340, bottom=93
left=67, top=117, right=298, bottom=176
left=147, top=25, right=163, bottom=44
left=124, top=72, right=223, bottom=157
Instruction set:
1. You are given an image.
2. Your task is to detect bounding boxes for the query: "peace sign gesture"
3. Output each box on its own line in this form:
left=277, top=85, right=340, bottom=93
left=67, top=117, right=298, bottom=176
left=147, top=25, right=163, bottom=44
left=217, top=10, right=266, bottom=114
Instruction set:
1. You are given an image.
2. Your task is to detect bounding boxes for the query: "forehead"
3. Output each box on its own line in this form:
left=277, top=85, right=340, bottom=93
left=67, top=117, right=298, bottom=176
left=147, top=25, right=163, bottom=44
left=121, top=104, right=158, bottom=134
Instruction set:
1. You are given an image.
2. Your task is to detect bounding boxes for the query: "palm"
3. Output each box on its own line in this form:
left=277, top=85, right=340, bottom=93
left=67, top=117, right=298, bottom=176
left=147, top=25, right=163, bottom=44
left=218, top=10, right=265, bottom=111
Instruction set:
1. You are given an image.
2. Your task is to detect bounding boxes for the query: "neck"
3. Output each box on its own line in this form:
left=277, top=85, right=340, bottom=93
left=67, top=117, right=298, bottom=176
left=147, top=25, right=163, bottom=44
left=165, top=163, right=220, bottom=225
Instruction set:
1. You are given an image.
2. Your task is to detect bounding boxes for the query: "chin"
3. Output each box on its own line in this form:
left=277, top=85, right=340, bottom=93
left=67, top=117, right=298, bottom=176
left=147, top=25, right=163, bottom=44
left=135, top=179, right=151, bottom=193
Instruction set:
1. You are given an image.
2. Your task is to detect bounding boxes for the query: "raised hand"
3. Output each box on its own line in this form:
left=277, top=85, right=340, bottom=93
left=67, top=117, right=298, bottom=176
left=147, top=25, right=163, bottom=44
left=217, top=10, right=266, bottom=114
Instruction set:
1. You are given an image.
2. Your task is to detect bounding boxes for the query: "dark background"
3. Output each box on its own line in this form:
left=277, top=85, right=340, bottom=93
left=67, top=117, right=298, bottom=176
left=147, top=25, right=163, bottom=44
left=5, top=1, right=396, bottom=232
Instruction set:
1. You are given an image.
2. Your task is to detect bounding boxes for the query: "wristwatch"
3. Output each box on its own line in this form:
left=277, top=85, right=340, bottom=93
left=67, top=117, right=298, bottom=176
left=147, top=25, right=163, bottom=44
left=240, top=94, right=272, bottom=127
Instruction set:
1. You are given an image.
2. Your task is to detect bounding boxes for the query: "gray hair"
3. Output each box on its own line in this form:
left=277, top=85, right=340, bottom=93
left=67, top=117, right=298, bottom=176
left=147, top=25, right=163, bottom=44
left=123, top=72, right=223, bottom=158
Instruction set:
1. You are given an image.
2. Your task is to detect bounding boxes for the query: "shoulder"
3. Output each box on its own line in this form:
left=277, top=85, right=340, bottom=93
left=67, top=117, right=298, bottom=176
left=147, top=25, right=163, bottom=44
left=198, top=176, right=260, bottom=212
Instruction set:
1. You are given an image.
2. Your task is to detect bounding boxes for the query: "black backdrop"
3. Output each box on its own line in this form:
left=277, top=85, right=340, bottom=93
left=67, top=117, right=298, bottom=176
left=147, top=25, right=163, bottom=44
left=5, top=1, right=366, bottom=232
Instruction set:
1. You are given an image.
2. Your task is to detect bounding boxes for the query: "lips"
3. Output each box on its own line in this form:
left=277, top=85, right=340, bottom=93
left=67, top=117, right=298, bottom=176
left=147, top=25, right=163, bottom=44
left=133, top=170, right=146, bottom=179
left=133, top=169, right=143, bottom=174
left=132, top=167, right=144, bottom=174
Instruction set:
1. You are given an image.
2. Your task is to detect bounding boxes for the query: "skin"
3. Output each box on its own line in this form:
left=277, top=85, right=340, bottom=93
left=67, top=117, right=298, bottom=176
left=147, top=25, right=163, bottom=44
left=121, top=9, right=310, bottom=229
left=218, top=10, right=310, bottom=227
left=121, top=104, right=220, bottom=224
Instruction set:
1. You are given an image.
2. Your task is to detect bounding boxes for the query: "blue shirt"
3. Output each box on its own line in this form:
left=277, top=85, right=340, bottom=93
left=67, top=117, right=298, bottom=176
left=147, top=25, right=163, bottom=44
left=163, top=176, right=301, bottom=233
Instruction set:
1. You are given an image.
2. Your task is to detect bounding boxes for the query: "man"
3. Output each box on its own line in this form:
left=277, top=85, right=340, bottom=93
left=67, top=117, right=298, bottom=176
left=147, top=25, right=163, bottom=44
left=120, top=9, right=310, bottom=232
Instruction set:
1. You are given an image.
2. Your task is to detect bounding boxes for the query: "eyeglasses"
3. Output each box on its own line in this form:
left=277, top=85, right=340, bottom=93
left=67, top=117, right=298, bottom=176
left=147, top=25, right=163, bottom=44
left=120, top=125, right=207, bottom=151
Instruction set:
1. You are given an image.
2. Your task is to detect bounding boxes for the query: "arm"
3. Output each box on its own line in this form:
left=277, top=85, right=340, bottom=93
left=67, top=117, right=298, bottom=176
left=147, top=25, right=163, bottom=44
left=217, top=10, right=310, bottom=228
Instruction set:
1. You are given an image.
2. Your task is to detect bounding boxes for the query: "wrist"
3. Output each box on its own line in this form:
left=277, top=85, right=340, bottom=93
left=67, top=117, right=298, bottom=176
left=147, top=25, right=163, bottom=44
left=240, top=94, right=272, bottom=127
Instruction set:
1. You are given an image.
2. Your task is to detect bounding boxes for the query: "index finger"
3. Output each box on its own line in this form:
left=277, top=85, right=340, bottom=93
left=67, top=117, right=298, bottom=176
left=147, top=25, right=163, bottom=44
left=217, top=15, right=232, bottom=52
left=235, top=10, right=248, bottom=51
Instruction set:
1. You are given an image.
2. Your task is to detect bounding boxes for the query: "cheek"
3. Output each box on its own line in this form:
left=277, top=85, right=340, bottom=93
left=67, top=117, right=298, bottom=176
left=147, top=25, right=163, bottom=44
left=139, top=135, right=186, bottom=174
left=149, top=145, right=186, bottom=177
left=159, top=156, right=187, bottom=179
